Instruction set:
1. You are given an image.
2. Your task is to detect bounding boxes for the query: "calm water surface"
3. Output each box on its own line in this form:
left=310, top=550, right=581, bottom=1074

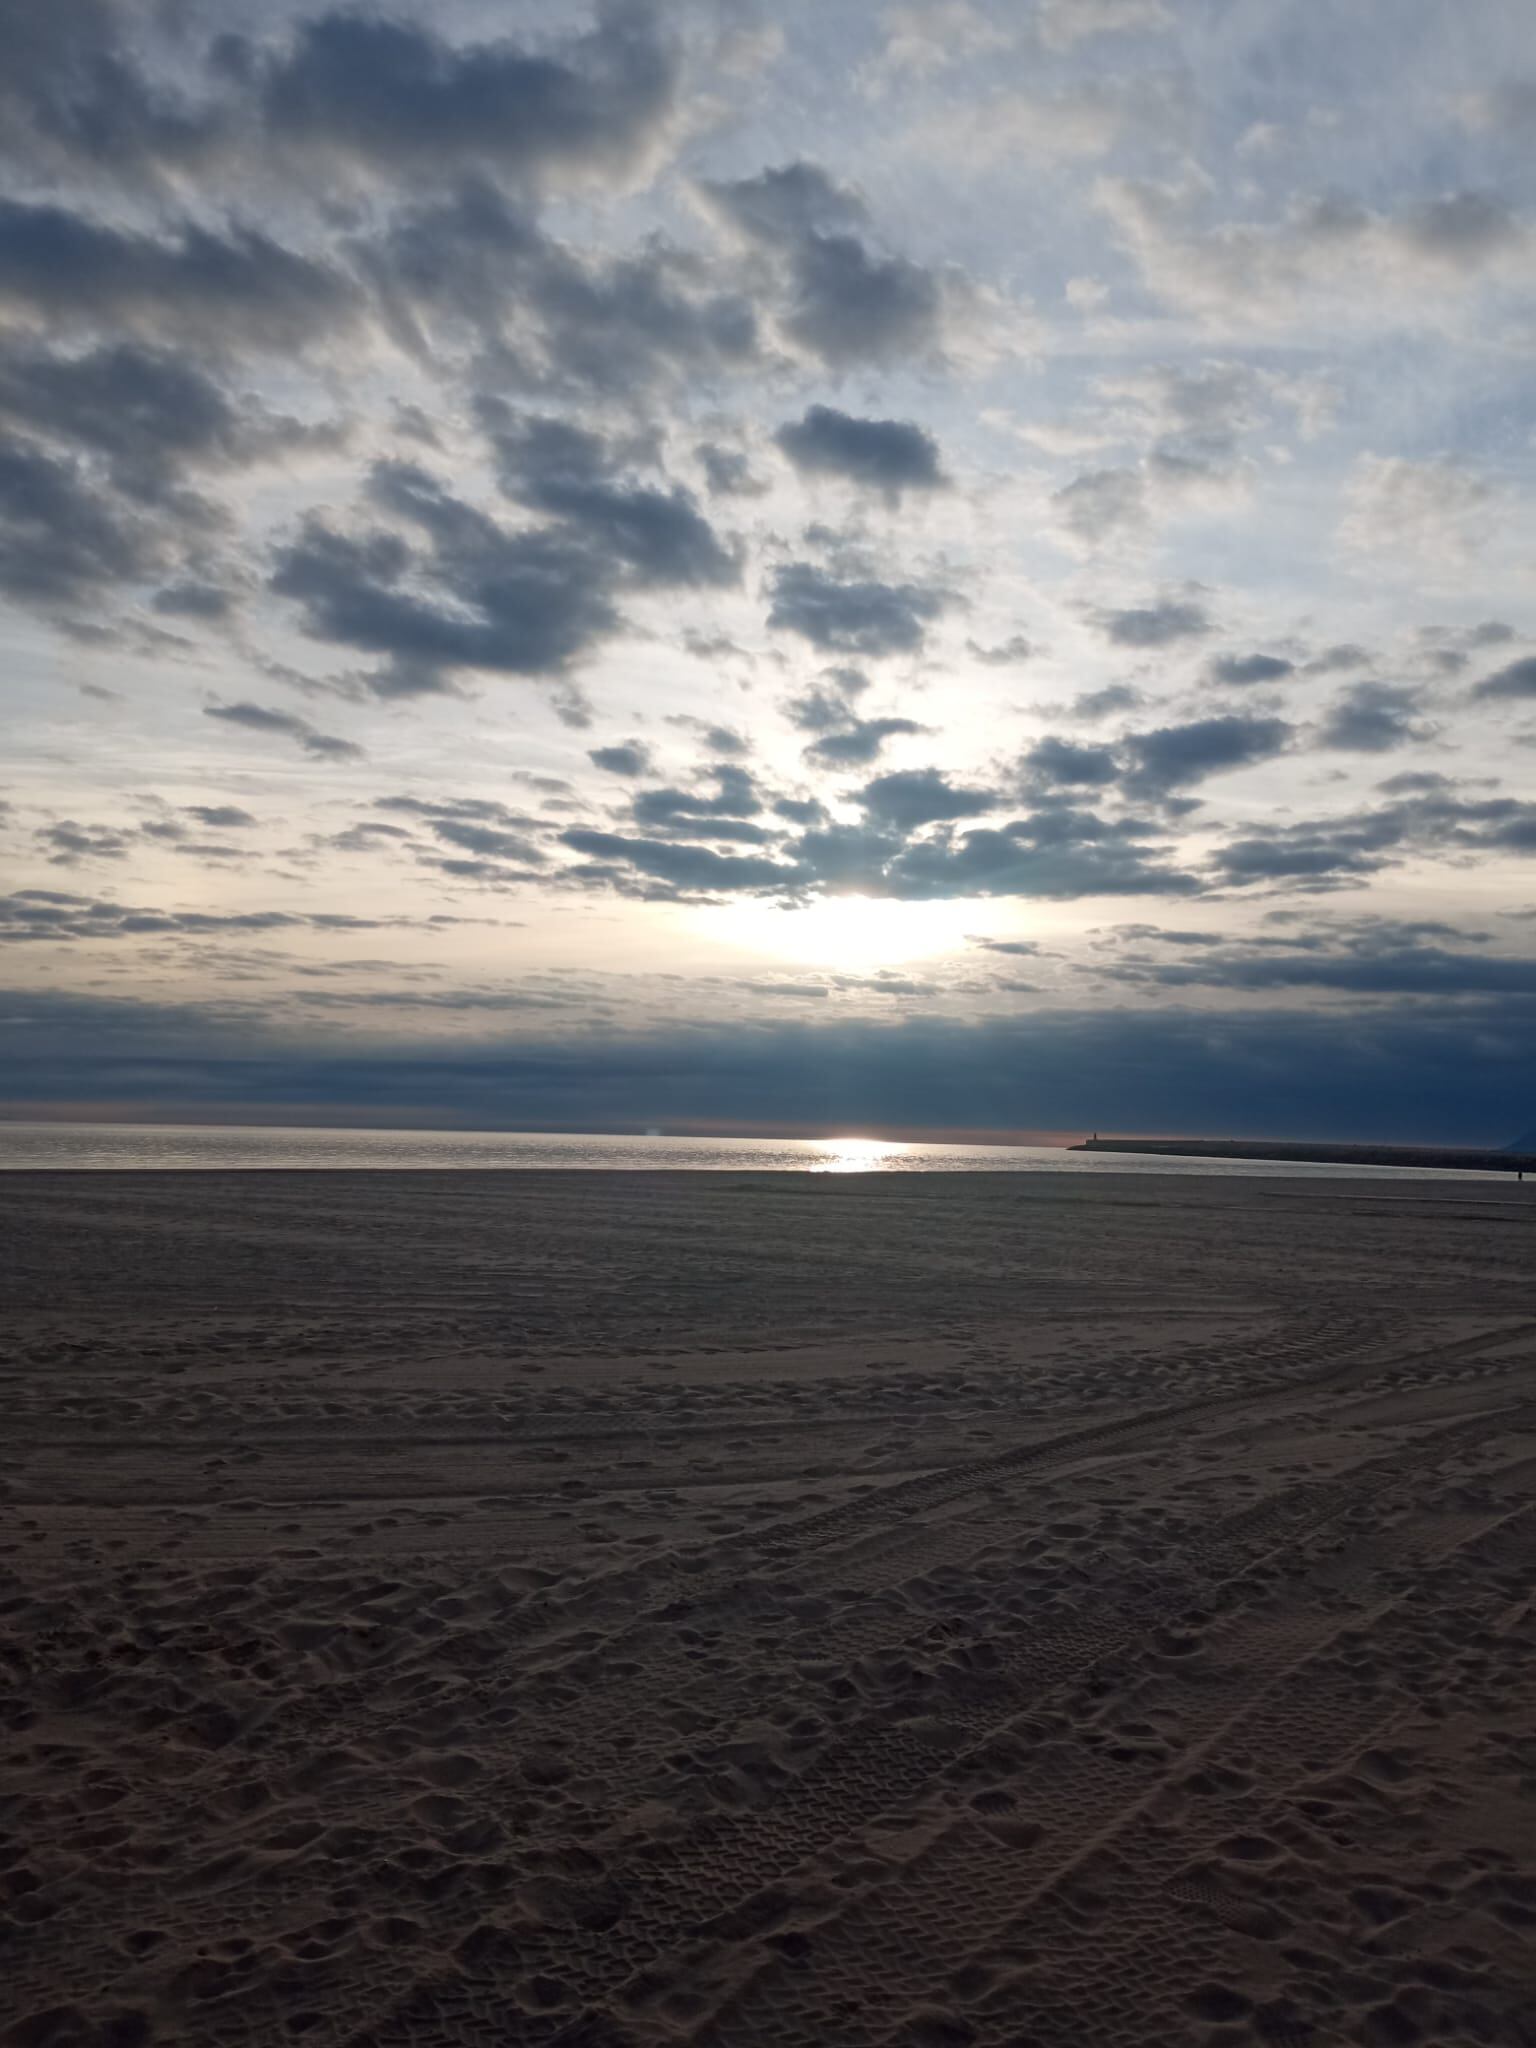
left=0, top=1122, right=1510, bottom=1179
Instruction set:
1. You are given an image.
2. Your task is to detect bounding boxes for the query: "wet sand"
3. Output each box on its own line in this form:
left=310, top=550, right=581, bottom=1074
left=3, top=1170, right=1535, bottom=2048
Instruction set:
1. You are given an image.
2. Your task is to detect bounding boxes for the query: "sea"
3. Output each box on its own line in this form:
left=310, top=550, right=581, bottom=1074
left=0, top=1122, right=1512, bottom=1178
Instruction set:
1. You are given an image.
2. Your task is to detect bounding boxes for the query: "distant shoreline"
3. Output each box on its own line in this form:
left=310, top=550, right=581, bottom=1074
left=1076, top=1135, right=1536, bottom=1176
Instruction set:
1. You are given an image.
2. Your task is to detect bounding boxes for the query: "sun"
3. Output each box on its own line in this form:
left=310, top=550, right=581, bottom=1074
left=696, top=893, right=978, bottom=971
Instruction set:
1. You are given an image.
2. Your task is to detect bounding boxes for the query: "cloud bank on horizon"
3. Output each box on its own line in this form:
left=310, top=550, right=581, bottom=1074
left=3, top=0, right=1536, bottom=1140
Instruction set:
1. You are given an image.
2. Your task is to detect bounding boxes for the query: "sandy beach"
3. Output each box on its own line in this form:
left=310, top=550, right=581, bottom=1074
left=3, top=1169, right=1535, bottom=2048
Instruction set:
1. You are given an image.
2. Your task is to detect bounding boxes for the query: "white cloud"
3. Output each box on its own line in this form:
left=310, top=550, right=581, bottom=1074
left=1338, top=456, right=1510, bottom=564
left=1035, top=0, right=1171, bottom=51
left=1097, top=176, right=1534, bottom=330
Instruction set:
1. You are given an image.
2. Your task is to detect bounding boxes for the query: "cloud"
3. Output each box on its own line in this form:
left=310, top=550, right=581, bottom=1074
left=0, top=342, right=315, bottom=498
left=968, top=634, right=1033, bottom=665
left=0, top=434, right=162, bottom=608
left=1209, top=652, right=1294, bottom=686
left=867, top=4, right=1013, bottom=82
left=803, top=717, right=925, bottom=766
left=1472, top=655, right=1536, bottom=701
left=632, top=764, right=763, bottom=829
left=1211, top=790, right=1536, bottom=888
left=0, top=1, right=230, bottom=184
left=874, top=813, right=1200, bottom=900
left=363, top=177, right=758, bottom=395
left=589, top=740, right=653, bottom=776
left=560, top=826, right=795, bottom=898
left=6, top=984, right=1534, bottom=1143
left=703, top=160, right=945, bottom=365
left=1092, top=597, right=1212, bottom=647
left=1022, top=736, right=1120, bottom=788
left=1120, top=714, right=1291, bottom=798
left=1035, top=0, right=1170, bottom=48
left=1339, top=454, right=1508, bottom=562
left=426, top=819, right=545, bottom=867
left=1102, top=938, right=1536, bottom=999
left=1069, top=683, right=1145, bottom=720
left=1098, top=178, right=1533, bottom=332
left=859, top=767, right=998, bottom=827
left=34, top=820, right=135, bottom=865
left=0, top=198, right=357, bottom=354
left=767, top=561, right=950, bottom=655
left=0, top=888, right=464, bottom=944
left=1305, top=644, right=1373, bottom=675
left=784, top=663, right=924, bottom=764
left=271, top=463, right=628, bottom=695
left=1317, top=682, right=1432, bottom=753
left=186, top=805, right=257, bottom=829
left=482, top=405, right=739, bottom=588
left=204, top=700, right=361, bottom=759
left=258, top=5, right=681, bottom=190
left=1052, top=466, right=1147, bottom=549
left=774, top=404, right=945, bottom=502
left=696, top=442, right=766, bottom=496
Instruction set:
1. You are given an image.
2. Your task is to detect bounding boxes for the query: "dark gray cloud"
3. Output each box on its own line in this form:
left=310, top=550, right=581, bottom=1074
left=186, top=805, right=257, bottom=829
left=784, top=664, right=922, bottom=764
left=804, top=716, right=924, bottom=766
left=204, top=700, right=361, bottom=759
left=783, top=666, right=870, bottom=733
left=1317, top=682, right=1431, bottom=752
left=1069, top=683, right=1145, bottom=720
left=1094, top=598, right=1212, bottom=647
left=426, top=819, right=545, bottom=867
left=363, top=178, right=757, bottom=395
left=6, top=983, right=1533, bottom=1143
left=768, top=561, right=950, bottom=655
left=774, top=404, right=945, bottom=501
left=0, top=343, right=295, bottom=499
left=1304, top=643, right=1373, bottom=674
left=704, top=161, right=943, bottom=366
left=483, top=407, right=739, bottom=589
left=1212, top=790, right=1536, bottom=888
left=548, top=784, right=1198, bottom=906
left=859, top=767, right=998, bottom=828
left=35, top=820, right=134, bottom=865
left=1121, top=714, right=1292, bottom=799
left=272, top=464, right=624, bottom=694
left=560, top=826, right=795, bottom=897
left=258, top=5, right=679, bottom=188
left=589, top=740, right=653, bottom=777
left=1209, top=652, right=1294, bottom=686
left=968, top=635, right=1033, bottom=666
left=1471, top=655, right=1536, bottom=700
left=1022, top=736, right=1120, bottom=788
left=0, top=0, right=229, bottom=183
left=0, top=199, right=357, bottom=353
left=370, top=795, right=546, bottom=874
left=1103, top=939, right=1536, bottom=998
left=0, top=434, right=160, bottom=607
left=0, top=887, right=467, bottom=944
left=631, top=764, right=762, bottom=829
left=874, top=813, right=1200, bottom=901
left=0, top=340, right=326, bottom=621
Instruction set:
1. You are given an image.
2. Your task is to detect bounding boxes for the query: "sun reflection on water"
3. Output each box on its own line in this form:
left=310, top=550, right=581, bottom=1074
left=810, top=1136, right=906, bottom=1173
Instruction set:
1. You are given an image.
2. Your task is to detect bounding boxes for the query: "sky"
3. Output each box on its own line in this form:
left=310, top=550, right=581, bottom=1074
left=3, top=0, right=1536, bottom=1142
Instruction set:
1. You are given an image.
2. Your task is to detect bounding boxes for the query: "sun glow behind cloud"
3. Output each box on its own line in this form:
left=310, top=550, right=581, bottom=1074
left=696, top=894, right=989, bottom=970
